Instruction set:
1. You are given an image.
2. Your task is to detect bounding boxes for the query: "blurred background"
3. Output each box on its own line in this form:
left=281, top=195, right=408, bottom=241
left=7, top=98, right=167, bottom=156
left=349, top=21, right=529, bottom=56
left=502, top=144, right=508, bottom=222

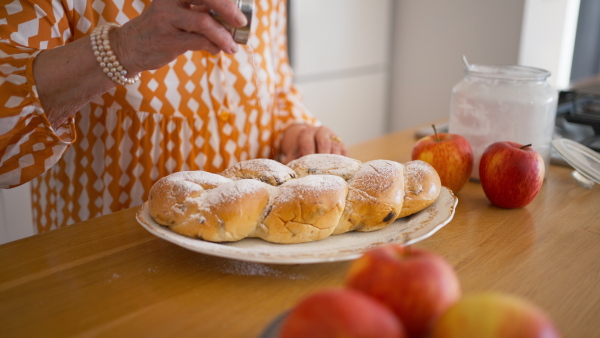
left=1, top=0, right=597, bottom=243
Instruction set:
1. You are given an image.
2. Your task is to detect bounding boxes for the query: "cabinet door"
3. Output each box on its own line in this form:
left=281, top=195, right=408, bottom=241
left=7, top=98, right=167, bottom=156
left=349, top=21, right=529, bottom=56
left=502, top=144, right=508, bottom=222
left=299, top=73, right=389, bottom=146
left=289, top=0, right=392, bottom=144
left=290, top=0, right=391, bottom=76
left=0, top=183, right=34, bottom=244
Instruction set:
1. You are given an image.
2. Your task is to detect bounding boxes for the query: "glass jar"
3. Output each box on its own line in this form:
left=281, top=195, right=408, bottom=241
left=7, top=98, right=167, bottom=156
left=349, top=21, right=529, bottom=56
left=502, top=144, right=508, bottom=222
left=448, top=64, right=558, bottom=180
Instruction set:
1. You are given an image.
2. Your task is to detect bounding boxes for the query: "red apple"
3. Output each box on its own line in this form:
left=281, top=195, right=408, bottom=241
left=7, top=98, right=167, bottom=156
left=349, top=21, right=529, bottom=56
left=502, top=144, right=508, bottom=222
left=412, top=125, right=473, bottom=192
left=479, top=142, right=544, bottom=209
left=278, top=288, right=406, bottom=338
left=346, top=245, right=461, bottom=338
left=431, top=292, right=561, bottom=338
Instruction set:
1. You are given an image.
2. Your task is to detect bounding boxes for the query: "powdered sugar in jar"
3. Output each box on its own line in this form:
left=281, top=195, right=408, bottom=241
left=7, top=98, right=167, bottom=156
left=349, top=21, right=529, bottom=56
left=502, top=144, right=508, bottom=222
left=448, top=64, right=558, bottom=180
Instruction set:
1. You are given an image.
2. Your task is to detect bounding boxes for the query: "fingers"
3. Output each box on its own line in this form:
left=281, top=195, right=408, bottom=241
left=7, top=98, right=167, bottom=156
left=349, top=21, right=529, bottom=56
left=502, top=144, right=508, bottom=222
left=188, top=0, right=248, bottom=27
left=280, top=124, right=305, bottom=163
left=173, top=5, right=238, bottom=54
left=298, top=126, right=319, bottom=156
left=315, top=126, right=346, bottom=155
left=180, top=31, right=222, bottom=54
left=315, top=127, right=333, bottom=154
left=281, top=125, right=347, bottom=163
left=331, top=136, right=347, bottom=156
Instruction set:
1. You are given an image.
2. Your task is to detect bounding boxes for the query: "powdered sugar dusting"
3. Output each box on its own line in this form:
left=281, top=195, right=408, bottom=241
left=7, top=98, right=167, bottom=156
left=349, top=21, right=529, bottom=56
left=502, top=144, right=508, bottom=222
left=276, top=175, right=347, bottom=203
left=404, top=160, right=434, bottom=192
left=288, top=154, right=361, bottom=179
left=218, top=260, right=307, bottom=279
left=163, top=171, right=232, bottom=189
left=137, top=187, right=457, bottom=263
left=352, top=160, right=403, bottom=189
left=204, top=179, right=272, bottom=206
left=220, top=158, right=296, bottom=185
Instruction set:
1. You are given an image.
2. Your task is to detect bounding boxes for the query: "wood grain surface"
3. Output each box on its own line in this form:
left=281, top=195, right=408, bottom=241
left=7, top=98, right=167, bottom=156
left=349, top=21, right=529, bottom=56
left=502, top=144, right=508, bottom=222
left=1, top=124, right=598, bottom=338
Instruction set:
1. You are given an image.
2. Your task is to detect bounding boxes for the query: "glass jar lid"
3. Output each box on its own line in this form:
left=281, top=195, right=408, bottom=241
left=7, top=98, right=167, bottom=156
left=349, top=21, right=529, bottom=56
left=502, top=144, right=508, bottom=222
left=467, top=64, right=551, bottom=81
left=552, top=138, right=600, bottom=187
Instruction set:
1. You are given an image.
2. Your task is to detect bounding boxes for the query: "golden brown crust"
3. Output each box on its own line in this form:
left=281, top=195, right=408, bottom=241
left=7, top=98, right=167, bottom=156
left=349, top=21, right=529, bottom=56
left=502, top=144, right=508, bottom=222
left=169, top=180, right=273, bottom=242
left=287, top=153, right=361, bottom=180
left=219, top=158, right=296, bottom=186
left=398, top=160, right=442, bottom=218
left=334, top=160, right=405, bottom=234
left=148, top=171, right=232, bottom=227
left=147, top=156, right=441, bottom=244
left=257, top=175, right=348, bottom=243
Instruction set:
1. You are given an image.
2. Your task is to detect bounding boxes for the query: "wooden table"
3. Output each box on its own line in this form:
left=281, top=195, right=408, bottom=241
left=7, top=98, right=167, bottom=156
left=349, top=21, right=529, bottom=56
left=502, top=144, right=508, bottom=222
left=1, top=125, right=599, bottom=338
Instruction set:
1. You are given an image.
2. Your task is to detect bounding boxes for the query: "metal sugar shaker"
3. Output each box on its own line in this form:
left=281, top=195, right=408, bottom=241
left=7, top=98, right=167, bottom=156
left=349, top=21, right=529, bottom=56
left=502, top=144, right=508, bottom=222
left=211, top=0, right=254, bottom=45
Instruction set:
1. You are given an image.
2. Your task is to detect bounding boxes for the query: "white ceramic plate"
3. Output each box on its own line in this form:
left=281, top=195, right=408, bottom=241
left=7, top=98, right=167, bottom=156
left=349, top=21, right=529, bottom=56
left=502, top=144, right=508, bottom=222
left=136, top=187, right=458, bottom=264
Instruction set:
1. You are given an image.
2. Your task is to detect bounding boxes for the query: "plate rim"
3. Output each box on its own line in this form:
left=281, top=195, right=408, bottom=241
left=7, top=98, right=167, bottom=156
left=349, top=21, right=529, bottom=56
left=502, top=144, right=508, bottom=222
left=136, top=187, right=458, bottom=264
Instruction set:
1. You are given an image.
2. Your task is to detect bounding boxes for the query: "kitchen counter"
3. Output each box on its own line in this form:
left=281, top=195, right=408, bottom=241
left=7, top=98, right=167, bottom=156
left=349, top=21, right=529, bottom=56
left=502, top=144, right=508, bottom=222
left=1, top=123, right=599, bottom=337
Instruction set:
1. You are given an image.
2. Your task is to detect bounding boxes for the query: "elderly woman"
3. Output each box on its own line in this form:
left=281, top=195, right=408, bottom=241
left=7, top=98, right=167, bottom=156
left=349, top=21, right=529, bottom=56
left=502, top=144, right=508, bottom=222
left=0, top=0, right=346, bottom=232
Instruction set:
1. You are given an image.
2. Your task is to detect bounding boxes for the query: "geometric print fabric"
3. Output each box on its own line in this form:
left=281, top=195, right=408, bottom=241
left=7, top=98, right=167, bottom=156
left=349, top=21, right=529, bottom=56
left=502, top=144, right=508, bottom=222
left=0, top=0, right=316, bottom=232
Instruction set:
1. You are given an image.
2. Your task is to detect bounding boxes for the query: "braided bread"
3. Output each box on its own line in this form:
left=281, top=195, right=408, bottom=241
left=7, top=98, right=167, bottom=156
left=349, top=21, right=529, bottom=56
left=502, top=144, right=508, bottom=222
left=147, top=154, right=441, bottom=244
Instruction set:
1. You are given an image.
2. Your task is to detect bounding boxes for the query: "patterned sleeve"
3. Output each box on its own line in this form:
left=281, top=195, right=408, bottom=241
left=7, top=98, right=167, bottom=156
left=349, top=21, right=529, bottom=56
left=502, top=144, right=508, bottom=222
left=270, top=0, right=319, bottom=141
left=0, top=0, right=76, bottom=188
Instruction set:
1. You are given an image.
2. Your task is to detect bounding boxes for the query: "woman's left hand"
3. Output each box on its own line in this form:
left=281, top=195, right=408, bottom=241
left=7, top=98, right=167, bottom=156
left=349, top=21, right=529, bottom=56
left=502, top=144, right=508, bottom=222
left=280, top=124, right=348, bottom=164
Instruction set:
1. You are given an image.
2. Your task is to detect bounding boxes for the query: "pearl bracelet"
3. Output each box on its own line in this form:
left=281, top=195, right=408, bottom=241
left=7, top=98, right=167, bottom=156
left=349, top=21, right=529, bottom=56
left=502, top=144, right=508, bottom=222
left=90, top=23, right=140, bottom=86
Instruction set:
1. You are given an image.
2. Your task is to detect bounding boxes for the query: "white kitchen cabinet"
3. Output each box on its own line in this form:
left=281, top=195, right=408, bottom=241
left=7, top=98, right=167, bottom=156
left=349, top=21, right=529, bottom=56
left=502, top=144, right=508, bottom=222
left=0, top=183, right=34, bottom=244
left=289, top=0, right=393, bottom=145
left=298, top=73, right=389, bottom=145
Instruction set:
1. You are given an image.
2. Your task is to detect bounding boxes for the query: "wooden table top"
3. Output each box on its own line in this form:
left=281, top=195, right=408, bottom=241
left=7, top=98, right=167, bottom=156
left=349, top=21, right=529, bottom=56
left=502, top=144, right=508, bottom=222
left=1, top=124, right=599, bottom=338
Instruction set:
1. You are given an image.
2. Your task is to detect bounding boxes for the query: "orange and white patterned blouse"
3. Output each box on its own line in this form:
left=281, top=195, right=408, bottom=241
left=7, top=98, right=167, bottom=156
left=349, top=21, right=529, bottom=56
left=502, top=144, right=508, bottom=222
left=0, top=0, right=316, bottom=232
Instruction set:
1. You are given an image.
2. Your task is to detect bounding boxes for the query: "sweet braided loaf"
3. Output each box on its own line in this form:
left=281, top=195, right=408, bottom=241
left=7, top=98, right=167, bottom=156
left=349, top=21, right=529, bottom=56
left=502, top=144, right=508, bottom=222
left=147, top=154, right=441, bottom=244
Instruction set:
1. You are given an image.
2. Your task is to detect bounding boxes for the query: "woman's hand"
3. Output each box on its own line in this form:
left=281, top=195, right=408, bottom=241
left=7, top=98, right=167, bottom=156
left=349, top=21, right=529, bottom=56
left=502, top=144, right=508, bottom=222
left=34, top=0, right=248, bottom=129
left=112, top=0, right=248, bottom=74
left=280, top=124, right=348, bottom=164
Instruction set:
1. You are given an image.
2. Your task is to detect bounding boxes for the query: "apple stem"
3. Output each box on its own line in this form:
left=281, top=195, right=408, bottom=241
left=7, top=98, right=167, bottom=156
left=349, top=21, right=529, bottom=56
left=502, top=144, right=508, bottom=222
left=432, top=125, right=439, bottom=142
left=520, top=144, right=532, bottom=150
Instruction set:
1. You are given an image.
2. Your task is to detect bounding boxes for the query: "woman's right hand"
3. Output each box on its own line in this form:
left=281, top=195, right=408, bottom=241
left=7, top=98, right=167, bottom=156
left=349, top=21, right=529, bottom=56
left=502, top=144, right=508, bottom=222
left=111, top=0, right=248, bottom=75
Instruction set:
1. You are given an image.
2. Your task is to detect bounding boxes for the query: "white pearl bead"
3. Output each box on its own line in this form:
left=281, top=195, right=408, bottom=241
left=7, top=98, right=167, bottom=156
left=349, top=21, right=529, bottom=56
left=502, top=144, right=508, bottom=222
left=91, top=23, right=140, bottom=86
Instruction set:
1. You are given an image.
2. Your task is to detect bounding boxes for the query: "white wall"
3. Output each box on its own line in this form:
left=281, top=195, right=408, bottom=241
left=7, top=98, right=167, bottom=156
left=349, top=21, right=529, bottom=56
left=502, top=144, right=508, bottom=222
left=0, top=183, right=34, bottom=244
left=519, top=0, right=581, bottom=89
left=289, top=0, right=393, bottom=146
left=389, top=0, right=526, bottom=131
